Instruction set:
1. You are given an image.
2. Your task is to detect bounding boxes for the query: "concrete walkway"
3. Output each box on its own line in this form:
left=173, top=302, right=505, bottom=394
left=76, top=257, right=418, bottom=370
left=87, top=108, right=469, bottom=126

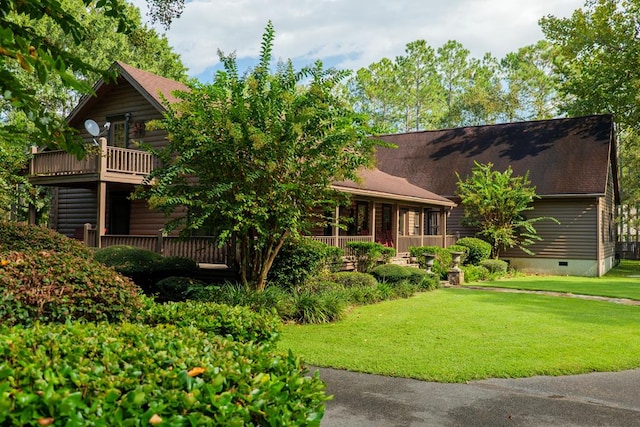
left=317, top=367, right=640, bottom=426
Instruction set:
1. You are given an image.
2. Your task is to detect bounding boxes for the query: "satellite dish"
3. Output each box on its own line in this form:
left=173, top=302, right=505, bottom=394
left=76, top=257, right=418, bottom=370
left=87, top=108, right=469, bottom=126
left=84, top=119, right=100, bottom=137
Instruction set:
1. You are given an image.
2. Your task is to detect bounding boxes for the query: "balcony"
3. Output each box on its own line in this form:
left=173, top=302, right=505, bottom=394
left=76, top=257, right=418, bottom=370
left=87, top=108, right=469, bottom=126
left=28, top=138, right=156, bottom=186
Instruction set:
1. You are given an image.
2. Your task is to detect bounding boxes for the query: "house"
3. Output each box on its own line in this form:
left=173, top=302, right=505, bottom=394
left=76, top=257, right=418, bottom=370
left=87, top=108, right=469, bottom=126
left=375, top=114, right=620, bottom=276
left=26, top=62, right=456, bottom=263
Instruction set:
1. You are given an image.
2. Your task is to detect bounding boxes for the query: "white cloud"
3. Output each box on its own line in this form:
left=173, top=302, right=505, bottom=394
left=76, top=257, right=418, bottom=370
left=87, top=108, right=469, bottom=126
left=132, top=0, right=583, bottom=79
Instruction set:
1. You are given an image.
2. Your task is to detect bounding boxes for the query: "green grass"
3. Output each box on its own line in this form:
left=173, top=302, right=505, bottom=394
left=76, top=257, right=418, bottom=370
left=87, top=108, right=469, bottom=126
left=467, top=260, right=640, bottom=300
left=278, top=287, right=640, bottom=382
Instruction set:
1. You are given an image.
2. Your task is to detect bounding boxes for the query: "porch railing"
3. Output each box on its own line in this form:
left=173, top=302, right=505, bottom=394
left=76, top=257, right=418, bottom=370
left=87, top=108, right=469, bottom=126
left=311, top=234, right=458, bottom=255
left=83, top=225, right=227, bottom=264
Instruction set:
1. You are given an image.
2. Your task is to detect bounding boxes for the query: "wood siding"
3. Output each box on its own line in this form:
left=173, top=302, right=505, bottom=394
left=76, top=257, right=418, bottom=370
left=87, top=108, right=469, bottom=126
left=55, top=188, right=96, bottom=237
left=501, top=198, right=597, bottom=259
left=600, top=163, right=617, bottom=261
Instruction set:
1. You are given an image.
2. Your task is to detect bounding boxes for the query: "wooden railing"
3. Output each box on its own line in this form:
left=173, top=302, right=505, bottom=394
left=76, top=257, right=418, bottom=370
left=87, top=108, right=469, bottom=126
left=311, top=235, right=374, bottom=256
left=312, top=234, right=457, bottom=254
left=30, top=144, right=156, bottom=178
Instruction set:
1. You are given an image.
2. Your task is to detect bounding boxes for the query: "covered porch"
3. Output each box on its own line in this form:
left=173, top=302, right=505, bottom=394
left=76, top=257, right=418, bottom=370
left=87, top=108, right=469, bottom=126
left=311, top=168, right=457, bottom=255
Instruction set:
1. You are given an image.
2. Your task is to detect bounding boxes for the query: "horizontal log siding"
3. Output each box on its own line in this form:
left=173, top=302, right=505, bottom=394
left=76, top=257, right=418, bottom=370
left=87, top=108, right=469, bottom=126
left=129, top=199, right=181, bottom=236
left=599, top=164, right=617, bottom=262
left=55, top=188, right=96, bottom=237
left=501, top=198, right=597, bottom=259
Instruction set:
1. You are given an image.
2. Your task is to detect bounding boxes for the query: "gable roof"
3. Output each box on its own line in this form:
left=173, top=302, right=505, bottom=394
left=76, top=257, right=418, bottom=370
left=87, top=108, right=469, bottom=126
left=375, top=115, right=619, bottom=202
left=66, top=61, right=189, bottom=125
left=333, top=168, right=456, bottom=207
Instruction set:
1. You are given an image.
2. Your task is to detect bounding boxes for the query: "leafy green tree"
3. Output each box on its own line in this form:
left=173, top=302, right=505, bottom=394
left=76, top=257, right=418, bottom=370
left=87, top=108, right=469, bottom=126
left=540, top=0, right=640, bottom=238
left=137, top=22, right=380, bottom=291
left=456, top=162, right=558, bottom=258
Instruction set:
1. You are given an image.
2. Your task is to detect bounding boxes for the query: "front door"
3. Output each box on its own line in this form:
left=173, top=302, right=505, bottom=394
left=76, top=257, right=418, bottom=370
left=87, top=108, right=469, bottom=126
left=109, top=191, right=131, bottom=235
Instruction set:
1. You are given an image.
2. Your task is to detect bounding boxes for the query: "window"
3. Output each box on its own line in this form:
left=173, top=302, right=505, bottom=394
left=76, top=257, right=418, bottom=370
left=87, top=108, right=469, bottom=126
left=106, top=113, right=131, bottom=148
left=425, top=209, right=439, bottom=235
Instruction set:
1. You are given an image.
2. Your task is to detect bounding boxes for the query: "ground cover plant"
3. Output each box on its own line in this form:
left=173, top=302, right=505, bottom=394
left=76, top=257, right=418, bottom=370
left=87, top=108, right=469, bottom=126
left=278, top=286, right=640, bottom=382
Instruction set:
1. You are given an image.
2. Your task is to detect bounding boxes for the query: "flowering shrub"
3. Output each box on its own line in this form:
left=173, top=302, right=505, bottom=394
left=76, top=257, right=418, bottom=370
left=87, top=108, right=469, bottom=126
left=0, top=220, right=93, bottom=258
left=0, top=250, right=142, bottom=325
left=0, top=322, right=328, bottom=426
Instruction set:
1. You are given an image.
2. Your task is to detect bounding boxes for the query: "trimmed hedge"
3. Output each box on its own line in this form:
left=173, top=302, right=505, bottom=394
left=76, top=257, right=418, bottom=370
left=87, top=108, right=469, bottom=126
left=0, top=250, right=142, bottom=326
left=154, top=276, right=206, bottom=302
left=481, top=259, right=509, bottom=274
left=0, top=322, right=328, bottom=426
left=456, top=237, right=491, bottom=265
left=462, top=264, right=490, bottom=282
left=0, top=220, right=93, bottom=258
left=325, top=271, right=378, bottom=288
left=142, top=300, right=281, bottom=346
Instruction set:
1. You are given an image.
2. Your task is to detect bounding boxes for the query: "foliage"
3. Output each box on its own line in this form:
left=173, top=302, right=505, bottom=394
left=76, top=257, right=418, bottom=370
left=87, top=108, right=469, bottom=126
left=371, top=264, right=427, bottom=285
left=462, top=264, right=491, bottom=282
left=540, top=0, right=640, bottom=223
left=94, top=245, right=197, bottom=291
left=447, top=244, right=469, bottom=264
left=154, top=276, right=206, bottom=302
left=456, top=237, right=492, bottom=265
left=409, top=246, right=453, bottom=279
left=0, top=220, right=93, bottom=258
left=142, top=300, right=281, bottom=346
left=346, top=241, right=395, bottom=273
left=137, top=22, right=379, bottom=291
left=480, top=259, right=510, bottom=274
left=0, top=249, right=141, bottom=326
left=288, top=289, right=347, bottom=324
left=0, top=322, right=328, bottom=426
left=325, top=271, right=378, bottom=288
left=268, top=237, right=343, bottom=289
left=456, top=161, right=558, bottom=258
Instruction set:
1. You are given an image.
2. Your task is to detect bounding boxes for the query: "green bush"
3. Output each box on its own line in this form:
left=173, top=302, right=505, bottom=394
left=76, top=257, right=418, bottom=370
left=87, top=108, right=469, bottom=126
left=462, top=264, right=491, bottom=283
left=0, top=249, right=142, bottom=326
left=0, top=322, right=328, bottom=426
left=94, top=245, right=197, bottom=292
left=418, top=274, right=440, bottom=291
left=370, top=264, right=428, bottom=286
left=325, top=271, right=378, bottom=288
left=481, top=259, right=509, bottom=274
left=142, top=300, right=281, bottom=345
left=155, top=276, right=206, bottom=302
left=456, top=237, right=492, bottom=265
left=268, top=237, right=344, bottom=289
left=0, top=220, right=93, bottom=258
left=408, top=246, right=452, bottom=279
left=346, top=241, right=395, bottom=273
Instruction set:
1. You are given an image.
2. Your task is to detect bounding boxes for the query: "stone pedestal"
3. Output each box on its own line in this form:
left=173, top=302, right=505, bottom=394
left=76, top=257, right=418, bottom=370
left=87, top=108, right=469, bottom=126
left=448, top=251, right=464, bottom=285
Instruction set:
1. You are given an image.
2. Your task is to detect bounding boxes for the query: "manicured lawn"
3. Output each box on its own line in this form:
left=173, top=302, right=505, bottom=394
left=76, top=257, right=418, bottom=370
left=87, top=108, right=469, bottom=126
left=278, top=287, right=640, bottom=382
left=468, top=260, right=640, bottom=300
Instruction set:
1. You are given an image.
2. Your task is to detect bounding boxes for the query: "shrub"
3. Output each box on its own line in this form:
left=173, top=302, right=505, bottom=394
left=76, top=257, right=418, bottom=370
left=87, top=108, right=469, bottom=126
left=462, top=264, right=491, bottom=283
left=418, top=274, right=440, bottom=291
left=142, top=300, right=281, bottom=345
left=325, top=271, right=378, bottom=288
left=0, top=322, right=328, bottom=426
left=94, top=245, right=197, bottom=292
left=346, top=241, right=395, bottom=273
left=154, top=276, right=206, bottom=302
left=456, top=237, right=492, bottom=265
left=408, top=246, right=452, bottom=279
left=370, top=264, right=429, bottom=286
left=0, top=220, right=93, bottom=258
left=481, top=259, right=509, bottom=274
left=0, top=250, right=142, bottom=326
left=268, top=237, right=344, bottom=289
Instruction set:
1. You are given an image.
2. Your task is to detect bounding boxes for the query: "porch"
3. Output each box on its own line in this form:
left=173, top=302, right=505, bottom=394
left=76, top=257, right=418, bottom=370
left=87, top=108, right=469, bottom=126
left=311, top=234, right=457, bottom=255
left=28, top=137, right=156, bottom=186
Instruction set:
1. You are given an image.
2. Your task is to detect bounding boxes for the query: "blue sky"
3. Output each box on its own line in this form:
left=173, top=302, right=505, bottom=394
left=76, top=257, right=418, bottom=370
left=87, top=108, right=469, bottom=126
left=132, top=0, right=584, bottom=83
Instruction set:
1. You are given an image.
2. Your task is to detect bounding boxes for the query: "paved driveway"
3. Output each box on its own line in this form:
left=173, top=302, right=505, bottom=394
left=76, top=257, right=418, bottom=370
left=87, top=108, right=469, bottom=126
left=316, top=367, right=640, bottom=426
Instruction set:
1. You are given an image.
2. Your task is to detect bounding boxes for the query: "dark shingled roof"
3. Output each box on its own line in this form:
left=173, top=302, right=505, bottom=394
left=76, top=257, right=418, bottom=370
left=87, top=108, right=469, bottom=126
left=375, top=115, right=619, bottom=201
left=333, top=168, right=455, bottom=207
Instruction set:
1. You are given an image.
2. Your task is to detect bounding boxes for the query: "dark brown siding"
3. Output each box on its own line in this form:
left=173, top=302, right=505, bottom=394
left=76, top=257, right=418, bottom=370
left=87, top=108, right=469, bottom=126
left=600, top=163, right=617, bottom=260
left=55, top=187, right=96, bottom=237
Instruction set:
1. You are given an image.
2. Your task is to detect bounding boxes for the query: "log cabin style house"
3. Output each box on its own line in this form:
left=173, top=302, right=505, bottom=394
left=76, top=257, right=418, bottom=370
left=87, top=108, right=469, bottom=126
left=27, top=62, right=620, bottom=276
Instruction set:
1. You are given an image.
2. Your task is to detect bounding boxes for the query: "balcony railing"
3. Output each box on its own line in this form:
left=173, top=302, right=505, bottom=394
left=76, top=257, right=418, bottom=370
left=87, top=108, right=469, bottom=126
left=29, top=140, right=156, bottom=183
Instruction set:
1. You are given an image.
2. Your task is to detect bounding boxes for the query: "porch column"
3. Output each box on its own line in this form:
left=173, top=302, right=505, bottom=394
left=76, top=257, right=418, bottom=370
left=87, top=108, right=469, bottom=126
left=370, top=201, right=376, bottom=243
left=96, top=181, right=107, bottom=248
left=440, top=207, right=448, bottom=248
left=333, top=205, right=340, bottom=248
left=420, top=208, right=424, bottom=247
left=393, top=204, right=399, bottom=251
left=98, top=137, right=108, bottom=180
